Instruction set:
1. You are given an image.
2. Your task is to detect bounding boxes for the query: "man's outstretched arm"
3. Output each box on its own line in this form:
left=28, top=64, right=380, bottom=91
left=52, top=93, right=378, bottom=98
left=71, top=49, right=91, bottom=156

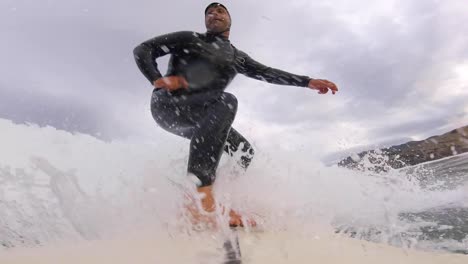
left=235, top=50, right=338, bottom=94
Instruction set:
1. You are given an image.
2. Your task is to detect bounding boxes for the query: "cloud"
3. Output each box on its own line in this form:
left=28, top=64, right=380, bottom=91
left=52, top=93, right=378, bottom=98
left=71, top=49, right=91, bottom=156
left=227, top=0, right=468, bottom=149
left=0, top=85, right=105, bottom=137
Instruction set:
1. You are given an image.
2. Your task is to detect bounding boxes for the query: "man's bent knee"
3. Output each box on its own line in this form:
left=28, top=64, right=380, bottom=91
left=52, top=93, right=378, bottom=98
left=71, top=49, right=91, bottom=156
left=220, top=92, right=238, bottom=114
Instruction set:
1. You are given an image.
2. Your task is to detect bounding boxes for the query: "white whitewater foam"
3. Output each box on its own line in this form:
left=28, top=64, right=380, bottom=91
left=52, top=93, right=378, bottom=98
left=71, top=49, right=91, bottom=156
left=0, top=118, right=466, bottom=253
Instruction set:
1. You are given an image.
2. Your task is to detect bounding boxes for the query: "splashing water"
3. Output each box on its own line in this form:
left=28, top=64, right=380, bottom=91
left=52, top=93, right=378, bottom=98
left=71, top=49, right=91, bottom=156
left=0, top=118, right=467, bottom=254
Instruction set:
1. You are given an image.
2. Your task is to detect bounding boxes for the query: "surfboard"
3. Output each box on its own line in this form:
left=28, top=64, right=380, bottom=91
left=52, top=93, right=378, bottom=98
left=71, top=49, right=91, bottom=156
left=1, top=230, right=466, bottom=264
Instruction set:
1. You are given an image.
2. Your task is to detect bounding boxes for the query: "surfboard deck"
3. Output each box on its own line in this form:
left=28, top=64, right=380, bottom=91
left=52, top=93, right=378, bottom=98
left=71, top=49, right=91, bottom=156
left=1, top=230, right=466, bottom=264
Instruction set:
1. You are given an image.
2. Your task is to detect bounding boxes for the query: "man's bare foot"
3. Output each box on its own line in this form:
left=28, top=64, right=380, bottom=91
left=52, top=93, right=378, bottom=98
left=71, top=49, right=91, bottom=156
left=185, top=185, right=257, bottom=228
left=229, top=209, right=257, bottom=228
left=184, top=185, right=217, bottom=227
left=184, top=203, right=216, bottom=227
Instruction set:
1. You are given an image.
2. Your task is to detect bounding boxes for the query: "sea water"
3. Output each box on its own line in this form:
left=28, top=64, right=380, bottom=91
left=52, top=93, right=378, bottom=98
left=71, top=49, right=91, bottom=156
left=0, top=118, right=467, bottom=254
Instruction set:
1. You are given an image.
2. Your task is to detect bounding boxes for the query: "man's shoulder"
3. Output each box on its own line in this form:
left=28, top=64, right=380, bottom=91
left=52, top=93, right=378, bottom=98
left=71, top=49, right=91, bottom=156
left=167, top=30, right=201, bottom=38
left=230, top=44, right=249, bottom=59
left=157, top=31, right=202, bottom=41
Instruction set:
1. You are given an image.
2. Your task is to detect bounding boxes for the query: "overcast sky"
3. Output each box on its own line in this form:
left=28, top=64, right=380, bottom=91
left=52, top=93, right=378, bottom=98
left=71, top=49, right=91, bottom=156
left=1, top=0, right=467, bottom=160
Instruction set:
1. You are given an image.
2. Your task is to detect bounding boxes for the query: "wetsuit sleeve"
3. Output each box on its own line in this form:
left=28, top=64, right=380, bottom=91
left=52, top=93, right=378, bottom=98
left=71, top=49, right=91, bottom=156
left=235, top=50, right=312, bottom=87
left=133, top=31, right=193, bottom=84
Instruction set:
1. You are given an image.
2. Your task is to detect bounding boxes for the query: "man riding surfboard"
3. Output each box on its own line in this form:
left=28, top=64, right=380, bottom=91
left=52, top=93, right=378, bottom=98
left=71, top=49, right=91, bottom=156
left=133, top=2, right=338, bottom=227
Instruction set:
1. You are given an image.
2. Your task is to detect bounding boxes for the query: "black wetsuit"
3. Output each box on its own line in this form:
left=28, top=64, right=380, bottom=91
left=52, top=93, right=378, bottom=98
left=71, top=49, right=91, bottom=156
left=133, top=31, right=312, bottom=186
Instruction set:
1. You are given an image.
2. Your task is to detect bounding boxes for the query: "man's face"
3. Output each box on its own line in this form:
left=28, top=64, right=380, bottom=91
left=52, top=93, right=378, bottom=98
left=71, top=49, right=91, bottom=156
left=205, top=6, right=231, bottom=33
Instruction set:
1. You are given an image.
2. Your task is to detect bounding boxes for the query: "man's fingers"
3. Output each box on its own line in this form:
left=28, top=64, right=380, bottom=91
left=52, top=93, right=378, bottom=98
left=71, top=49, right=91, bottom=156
left=155, top=76, right=189, bottom=91
left=318, top=87, right=328, bottom=94
left=162, top=77, right=173, bottom=85
left=309, top=79, right=338, bottom=95
left=311, top=82, right=328, bottom=94
left=317, top=81, right=330, bottom=94
left=154, top=78, right=165, bottom=88
left=324, top=80, right=338, bottom=91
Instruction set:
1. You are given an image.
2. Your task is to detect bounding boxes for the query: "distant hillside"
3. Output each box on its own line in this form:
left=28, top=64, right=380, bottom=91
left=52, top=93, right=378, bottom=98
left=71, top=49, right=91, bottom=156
left=338, top=125, right=468, bottom=171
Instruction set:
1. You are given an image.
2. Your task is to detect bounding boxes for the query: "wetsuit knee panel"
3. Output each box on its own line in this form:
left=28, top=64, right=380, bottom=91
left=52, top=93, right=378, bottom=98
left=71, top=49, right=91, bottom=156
left=220, top=92, right=238, bottom=114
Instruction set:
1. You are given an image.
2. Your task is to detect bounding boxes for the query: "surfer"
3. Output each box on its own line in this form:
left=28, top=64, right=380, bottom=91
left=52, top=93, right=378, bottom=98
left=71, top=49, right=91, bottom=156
left=133, top=2, right=338, bottom=227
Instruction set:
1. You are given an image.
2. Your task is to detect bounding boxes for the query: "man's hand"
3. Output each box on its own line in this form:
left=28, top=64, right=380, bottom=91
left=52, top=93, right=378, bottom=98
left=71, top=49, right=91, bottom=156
left=153, top=76, right=189, bottom=91
left=308, top=79, right=338, bottom=95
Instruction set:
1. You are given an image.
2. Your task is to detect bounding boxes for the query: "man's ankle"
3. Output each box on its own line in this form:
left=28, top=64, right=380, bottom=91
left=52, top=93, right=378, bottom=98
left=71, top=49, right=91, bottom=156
left=197, top=185, right=215, bottom=212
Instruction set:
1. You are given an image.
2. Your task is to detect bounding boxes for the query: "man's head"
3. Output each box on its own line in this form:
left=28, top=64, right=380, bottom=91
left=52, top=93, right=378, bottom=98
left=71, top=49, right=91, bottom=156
left=205, top=2, right=231, bottom=34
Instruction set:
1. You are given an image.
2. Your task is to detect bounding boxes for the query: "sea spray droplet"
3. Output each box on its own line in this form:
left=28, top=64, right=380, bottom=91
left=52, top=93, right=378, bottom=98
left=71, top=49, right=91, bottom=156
left=198, top=192, right=206, bottom=199
left=351, top=153, right=360, bottom=162
left=450, top=146, right=458, bottom=155
left=189, top=174, right=202, bottom=187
